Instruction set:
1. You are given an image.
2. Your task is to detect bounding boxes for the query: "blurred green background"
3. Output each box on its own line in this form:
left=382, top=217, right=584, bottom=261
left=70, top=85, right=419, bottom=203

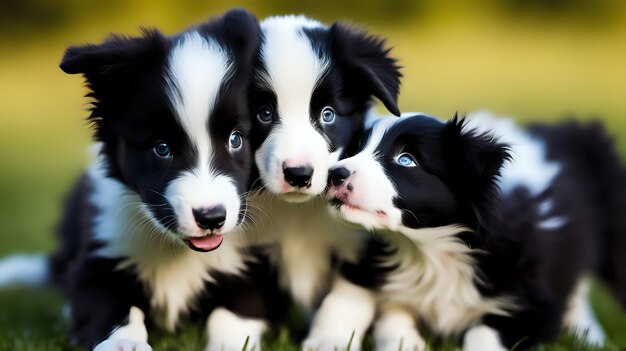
left=0, top=0, right=624, bottom=349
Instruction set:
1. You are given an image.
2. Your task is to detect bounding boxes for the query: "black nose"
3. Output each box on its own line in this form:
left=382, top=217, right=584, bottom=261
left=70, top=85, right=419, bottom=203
left=328, top=167, right=351, bottom=186
left=283, top=166, right=314, bottom=188
left=193, top=206, right=226, bottom=230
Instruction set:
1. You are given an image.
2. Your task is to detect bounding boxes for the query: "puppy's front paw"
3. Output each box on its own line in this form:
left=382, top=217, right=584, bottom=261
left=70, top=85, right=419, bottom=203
left=93, top=339, right=153, bottom=351
left=206, top=307, right=266, bottom=351
left=462, top=326, right=507, bottom=351
left=302, top=335, right=359, bottom=351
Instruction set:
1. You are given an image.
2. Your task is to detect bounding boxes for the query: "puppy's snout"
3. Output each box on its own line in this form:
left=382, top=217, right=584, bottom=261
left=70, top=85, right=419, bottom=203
left=283, top=165, right=314, bottom=188
left=328, top=167, right=351, bottom=187
left=192, top=206, right=226, bottom=230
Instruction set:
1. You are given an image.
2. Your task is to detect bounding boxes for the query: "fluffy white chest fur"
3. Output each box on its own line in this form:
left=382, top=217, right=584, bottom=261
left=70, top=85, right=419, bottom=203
left=88, top=160, right=249, bottom=330
left=378, top=226, right=513, bottom=336
left=247, top=193, right=363, bottom=310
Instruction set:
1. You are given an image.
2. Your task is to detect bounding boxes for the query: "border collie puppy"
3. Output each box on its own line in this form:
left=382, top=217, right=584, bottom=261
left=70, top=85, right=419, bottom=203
left=326, top=112, right=626, bottom=350
left=236, top=15, right=401, bottom=349
left=0, top=10, right=270, bottom=351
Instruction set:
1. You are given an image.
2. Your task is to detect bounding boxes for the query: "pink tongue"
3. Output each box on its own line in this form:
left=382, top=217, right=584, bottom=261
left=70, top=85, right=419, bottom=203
left=189, top=235, right=224, bottom=251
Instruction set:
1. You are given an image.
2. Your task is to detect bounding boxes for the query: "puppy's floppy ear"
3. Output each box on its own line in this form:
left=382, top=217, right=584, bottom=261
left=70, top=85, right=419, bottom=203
left=60, top=29, right=168, bottom=139
left=330, top=23, right=402, bottom=116
left=60, top=29, right=168, bottom=76
left=198, top=8, right=261, bottom=67
left=442, top=114, right=511, bottom=221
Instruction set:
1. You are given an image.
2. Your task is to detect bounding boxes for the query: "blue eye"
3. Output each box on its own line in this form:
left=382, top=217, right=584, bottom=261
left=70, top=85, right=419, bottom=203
left=396, top=153, right=417, bottom=167
left=229, top=131, right=243, bottom=151
left=257, top=107, right=273, bottom=123
left=321, top=107, right=335, bottom=123
left=153, top=142, right=172, bottom=158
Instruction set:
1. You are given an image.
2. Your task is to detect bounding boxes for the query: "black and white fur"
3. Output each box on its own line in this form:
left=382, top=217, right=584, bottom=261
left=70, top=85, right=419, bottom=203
left=0, top=10, right=282, bottom=351
left=239, top=15, right=402, bottom=349
left=326, top=111, right=626, bottom=350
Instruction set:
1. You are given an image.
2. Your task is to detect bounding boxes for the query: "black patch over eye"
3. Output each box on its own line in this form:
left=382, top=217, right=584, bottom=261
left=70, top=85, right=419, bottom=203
left=229, top=131, right=243, bottom=151
left=257, top=107, right=273, bottom=123
left=321, top=106, right=336, bottom=123
left=153, top=142, right=172, bottom=158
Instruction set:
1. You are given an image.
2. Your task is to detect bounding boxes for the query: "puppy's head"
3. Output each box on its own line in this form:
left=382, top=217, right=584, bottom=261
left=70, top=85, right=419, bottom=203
left=249, top=16, right=401, bottom=203
left=61, top=9, right=261, bottom=252
left=327, top=114, right=509, bottom=232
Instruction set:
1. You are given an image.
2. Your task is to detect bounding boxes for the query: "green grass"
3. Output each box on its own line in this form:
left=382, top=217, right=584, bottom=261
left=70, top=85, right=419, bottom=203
left=0, top=2, right=625, bottom=350
left=0, top=286, right=623, bottom=350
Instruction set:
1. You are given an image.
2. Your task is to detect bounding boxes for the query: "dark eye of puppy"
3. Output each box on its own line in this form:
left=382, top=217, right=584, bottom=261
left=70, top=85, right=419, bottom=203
left=229, top=131, right=244, bottom=151
left=257, top=106, right=273, bottom=123
left=153, top=142, right=173, bottom=159
left=321, top=106, right=336, bottom=123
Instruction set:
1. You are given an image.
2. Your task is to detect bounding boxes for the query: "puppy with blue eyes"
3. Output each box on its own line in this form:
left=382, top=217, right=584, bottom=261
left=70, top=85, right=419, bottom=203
left=327, top=112, right=626, bottom=350
left=0, top=10, right=285, bottom=351
left=234, top=15, right=401, bottom=350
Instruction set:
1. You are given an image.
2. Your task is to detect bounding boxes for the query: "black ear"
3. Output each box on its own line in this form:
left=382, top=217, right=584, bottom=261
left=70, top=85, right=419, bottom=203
left=220, top=8, right=261, bottom=55
left=330, top=23, right=401, bottom=116
left=60, top=29, right=168, bottom=78
left=197, top=8, right=261, bottom=67
left=442, top=114, right=511, bottom=221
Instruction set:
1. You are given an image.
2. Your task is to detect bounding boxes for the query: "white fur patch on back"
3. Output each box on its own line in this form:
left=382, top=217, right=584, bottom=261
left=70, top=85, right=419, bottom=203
left=0, top=254, right=48, bottom=287
left=464, top=111, right=561, bottom=196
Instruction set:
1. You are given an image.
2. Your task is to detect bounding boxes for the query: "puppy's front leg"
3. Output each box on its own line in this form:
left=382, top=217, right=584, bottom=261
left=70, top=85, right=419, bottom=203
left=302, top=276, right=376, bottom=351
left=373, top=306, right=425, bottom=351
left=93, top=306, right=151, bottom=351
left=206, top=307, right=268, bottom=351
left=67, top=259, right=151, bottom=350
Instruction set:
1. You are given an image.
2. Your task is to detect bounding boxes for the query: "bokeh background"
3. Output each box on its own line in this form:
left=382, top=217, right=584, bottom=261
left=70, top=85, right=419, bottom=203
left=0, top=0, right=624, bottom=349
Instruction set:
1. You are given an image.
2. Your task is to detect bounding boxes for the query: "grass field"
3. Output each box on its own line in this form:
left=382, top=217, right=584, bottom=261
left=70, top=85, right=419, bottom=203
left=0, top=2, right=624, bottom=350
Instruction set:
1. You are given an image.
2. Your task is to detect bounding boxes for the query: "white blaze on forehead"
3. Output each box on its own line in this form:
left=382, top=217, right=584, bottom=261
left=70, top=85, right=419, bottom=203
left=259, top=16, right=330, bottom=124
left=362, top=114, right=403, bottom=156
left=165, top=31, right=232, bottom=172
left=163, top=32, right=241, bottom=234
left=363, top=112, right=440, bottom=154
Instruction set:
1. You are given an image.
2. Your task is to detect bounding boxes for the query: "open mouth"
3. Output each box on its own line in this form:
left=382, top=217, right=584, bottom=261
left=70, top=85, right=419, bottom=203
left=184, top=234, right=224, bottom=252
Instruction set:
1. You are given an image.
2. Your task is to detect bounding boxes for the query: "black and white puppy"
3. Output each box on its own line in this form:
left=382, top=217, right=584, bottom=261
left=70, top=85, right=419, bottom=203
left=240, top=15, right=401, bottom=349
left=17, top=10, right=269, bottom=351
left=327, top=112, right=626, bottom=350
